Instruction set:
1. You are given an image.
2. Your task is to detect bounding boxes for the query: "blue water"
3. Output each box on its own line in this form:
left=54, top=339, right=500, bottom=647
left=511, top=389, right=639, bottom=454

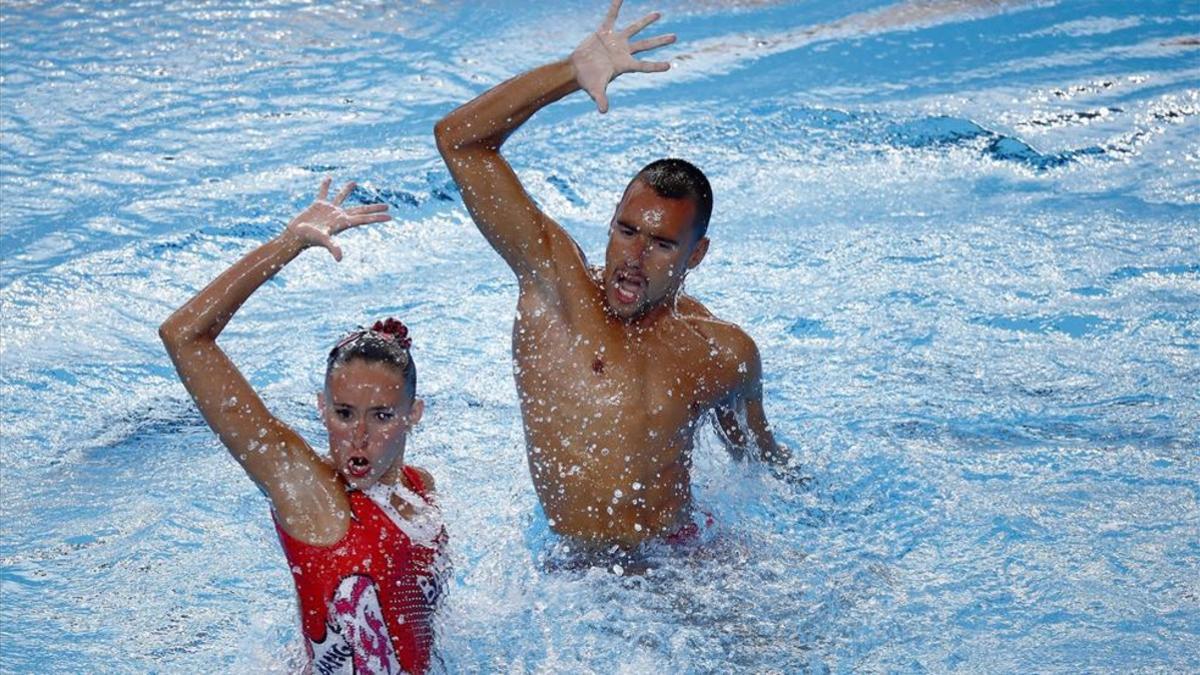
left=2, top=0, right=1198, bottom=672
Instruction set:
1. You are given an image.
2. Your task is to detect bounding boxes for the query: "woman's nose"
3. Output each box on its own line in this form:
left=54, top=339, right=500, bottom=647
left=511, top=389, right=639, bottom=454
left=352, top=417, right=369, bottom=443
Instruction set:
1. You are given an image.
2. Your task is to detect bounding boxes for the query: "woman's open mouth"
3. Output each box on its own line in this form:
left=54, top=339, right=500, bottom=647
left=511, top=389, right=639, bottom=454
left=346, top=456, right=371, bottom=478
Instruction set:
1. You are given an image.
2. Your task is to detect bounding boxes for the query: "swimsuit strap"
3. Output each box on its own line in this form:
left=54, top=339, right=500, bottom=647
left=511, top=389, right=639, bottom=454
left=401, top=465, right=429, bottom=499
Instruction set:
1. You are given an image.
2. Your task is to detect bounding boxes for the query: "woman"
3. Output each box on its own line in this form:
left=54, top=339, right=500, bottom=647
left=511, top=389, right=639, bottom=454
left=160, top=178, right=446, bottom=674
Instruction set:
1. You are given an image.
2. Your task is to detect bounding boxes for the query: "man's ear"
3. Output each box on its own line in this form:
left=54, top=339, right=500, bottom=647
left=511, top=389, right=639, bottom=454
left=317, top=392, right=327, bottom=421
left=687, top=236, right=710, bottom=269
left=407, top=398, right=425, bottom=427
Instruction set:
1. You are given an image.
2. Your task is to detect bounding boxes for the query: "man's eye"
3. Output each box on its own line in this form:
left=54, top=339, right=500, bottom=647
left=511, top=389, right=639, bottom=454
left=335, top=409, right=352, bottom=420
left=375, top=411, right=395, bottom=422
left=620, top=226, right=635, bottom=236
left=656, top=241, right=674, bottom=250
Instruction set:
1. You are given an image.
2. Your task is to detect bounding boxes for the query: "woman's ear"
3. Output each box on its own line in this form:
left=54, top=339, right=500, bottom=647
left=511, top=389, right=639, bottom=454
left=407, top=398, right=425, bottom=427
left=317, top=392, right=327, bottom=422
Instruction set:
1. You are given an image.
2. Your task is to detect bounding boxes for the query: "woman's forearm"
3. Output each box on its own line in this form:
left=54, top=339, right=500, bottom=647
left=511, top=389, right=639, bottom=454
left=160, top=230, right=306, bottom=348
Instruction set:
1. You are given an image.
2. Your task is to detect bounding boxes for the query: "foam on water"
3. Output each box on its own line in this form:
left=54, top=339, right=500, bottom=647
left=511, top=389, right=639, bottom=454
left=2, top=0, right=1198, bottom=671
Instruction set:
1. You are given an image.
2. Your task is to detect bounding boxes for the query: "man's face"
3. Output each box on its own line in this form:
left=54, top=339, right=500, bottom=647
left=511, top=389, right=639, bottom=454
left=603, top=179, right=708, bottom=320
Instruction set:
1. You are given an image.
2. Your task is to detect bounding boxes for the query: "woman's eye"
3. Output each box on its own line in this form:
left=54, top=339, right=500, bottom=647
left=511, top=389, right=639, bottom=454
left=335, top=409, right=352, bottom=420
left=375, top=411, right=395, bottom=422
left=657, top=241, right=673, bottom=250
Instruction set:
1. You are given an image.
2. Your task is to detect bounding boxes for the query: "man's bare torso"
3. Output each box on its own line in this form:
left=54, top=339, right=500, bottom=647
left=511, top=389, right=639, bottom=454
left=432, top=11, right=785, bottom=551
left=513, top=268, right=751, bottom=548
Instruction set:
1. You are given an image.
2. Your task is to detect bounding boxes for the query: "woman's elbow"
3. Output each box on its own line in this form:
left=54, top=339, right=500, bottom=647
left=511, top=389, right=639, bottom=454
left=158, top=313, right=193, bottom=350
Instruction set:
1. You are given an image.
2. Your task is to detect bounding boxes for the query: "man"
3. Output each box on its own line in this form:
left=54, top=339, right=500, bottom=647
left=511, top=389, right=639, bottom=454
left=436, top=0, right=791, bottom=553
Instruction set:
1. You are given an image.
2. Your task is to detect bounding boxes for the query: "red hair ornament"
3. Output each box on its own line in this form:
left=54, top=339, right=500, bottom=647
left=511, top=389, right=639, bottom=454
left=371, top=318, right=412, bottom=349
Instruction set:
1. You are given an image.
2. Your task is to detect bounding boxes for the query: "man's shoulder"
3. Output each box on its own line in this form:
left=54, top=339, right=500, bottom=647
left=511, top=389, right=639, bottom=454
left=675, top=293, right=715, bottom=320
left=676, top=296, right=758, bottom=358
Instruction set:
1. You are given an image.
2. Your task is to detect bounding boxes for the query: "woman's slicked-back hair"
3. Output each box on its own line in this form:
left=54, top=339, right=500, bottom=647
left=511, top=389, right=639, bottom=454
left=325, top=318, right=416, bottom=398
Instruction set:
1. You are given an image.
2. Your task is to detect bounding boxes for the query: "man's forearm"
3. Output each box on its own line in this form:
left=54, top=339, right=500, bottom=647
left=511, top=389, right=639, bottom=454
left=435, top=60, right=579, bottom=153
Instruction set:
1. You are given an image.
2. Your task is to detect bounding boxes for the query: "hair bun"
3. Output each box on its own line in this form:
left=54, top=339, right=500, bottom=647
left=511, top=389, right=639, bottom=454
left=371, top=318, right=412, bottom=349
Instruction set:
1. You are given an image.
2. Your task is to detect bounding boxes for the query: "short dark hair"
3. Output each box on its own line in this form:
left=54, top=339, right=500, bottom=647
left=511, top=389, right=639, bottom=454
left=634, top=158, right=713, bottom=240
left=326, top=320, right=417, bottom=398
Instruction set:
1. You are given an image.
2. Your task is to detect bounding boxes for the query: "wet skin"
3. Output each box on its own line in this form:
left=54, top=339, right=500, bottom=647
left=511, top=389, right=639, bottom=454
left=435, top=3, right=783, bottom=551
left=321, top=359, right=424, bottom=496
left=512, top=181, right=758, bottom=548
left=158, top=179, right=435, bottom=548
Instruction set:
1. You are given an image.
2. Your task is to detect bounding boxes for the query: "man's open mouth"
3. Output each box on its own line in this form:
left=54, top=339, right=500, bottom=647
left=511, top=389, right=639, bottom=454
left=614, top=271, right=645, bottom=304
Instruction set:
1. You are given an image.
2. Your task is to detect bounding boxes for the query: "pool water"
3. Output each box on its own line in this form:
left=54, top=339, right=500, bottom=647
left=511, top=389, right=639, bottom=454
left=2, top=0, right=1198, bottom=672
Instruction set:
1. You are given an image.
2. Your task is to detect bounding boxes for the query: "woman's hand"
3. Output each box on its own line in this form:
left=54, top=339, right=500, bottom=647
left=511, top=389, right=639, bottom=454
left=286, top=177, right=392, bottom=261
left=570, top=0, right=676, bottom=113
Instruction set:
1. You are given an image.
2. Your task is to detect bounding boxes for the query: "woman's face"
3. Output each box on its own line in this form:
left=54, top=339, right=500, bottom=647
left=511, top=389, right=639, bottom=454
left=319, top=358, right=423, bottom=489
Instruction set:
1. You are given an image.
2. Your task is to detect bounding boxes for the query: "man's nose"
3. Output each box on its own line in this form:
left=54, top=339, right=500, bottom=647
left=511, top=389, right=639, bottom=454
left=630, top=235, right=649, bottom=261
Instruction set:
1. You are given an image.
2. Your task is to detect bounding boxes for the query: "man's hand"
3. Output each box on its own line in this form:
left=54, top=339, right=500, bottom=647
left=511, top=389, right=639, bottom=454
left=570, top=0, right=676, bottom=113
left=767, top=449, right=814, bottom=488
left=285, top=177, right=392, bottom=261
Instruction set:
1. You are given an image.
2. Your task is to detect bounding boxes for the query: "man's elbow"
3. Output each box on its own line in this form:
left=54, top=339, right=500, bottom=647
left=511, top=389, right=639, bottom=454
left=435, top=117, right=501, bottom=159
left=433, top=117, right=461, bottom=156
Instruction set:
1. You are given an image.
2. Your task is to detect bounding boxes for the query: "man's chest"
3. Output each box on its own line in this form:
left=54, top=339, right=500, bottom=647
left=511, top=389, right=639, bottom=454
left=513, top=311, right=735, bottom=422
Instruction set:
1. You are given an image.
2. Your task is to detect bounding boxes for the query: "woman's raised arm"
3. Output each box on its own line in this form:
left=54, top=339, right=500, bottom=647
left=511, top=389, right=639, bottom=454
left=159, top=179, right=390, bottom=505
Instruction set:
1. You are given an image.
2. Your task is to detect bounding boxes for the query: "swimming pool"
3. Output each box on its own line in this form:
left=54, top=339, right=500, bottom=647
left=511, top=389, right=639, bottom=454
left=2, top=0, right=1198, bottom=671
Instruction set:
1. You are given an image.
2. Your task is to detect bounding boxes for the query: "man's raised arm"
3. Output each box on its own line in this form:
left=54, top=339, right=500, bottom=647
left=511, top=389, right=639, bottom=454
left=434, top=0, right=675, bottom=280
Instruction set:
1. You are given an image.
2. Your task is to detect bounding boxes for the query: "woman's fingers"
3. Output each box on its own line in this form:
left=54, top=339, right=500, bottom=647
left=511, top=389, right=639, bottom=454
left=345, top=203, right=390, bottom=215
left=332, top=181, right=356, bottom=206
left=293, top=222, right=343, bottom=261
left=325, top=241, right=344, bottom=262
left=316, top=176, right=332, bottom=201
left=347, top=212, right=393, bottom=227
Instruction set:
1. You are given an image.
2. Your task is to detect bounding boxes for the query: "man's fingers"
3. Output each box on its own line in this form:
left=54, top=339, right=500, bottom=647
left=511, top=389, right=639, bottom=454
left=316, top=176, right=332, bottom=201
left=631, top=33, right=675, bottom=54
left=621, top=11, right=661, bottom=38
left=635, top=60, right=671, bottom=73
left=594, top=89, right=610, bottom=114
left=332, top=181, right=356, bottom=206
left=603, top=0, right=622, bottom=29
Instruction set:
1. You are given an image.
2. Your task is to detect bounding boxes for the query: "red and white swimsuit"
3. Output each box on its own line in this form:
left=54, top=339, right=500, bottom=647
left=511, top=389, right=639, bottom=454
left=273, top=467, right=448, bottom=675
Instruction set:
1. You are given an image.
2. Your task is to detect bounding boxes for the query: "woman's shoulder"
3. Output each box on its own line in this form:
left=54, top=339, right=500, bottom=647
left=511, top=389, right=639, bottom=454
left=403, top=465, right=436, bottom=495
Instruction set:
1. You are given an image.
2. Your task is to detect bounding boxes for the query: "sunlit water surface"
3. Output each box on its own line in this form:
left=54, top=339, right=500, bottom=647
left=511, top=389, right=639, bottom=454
left=2, top=0, right=1198, bottom=672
